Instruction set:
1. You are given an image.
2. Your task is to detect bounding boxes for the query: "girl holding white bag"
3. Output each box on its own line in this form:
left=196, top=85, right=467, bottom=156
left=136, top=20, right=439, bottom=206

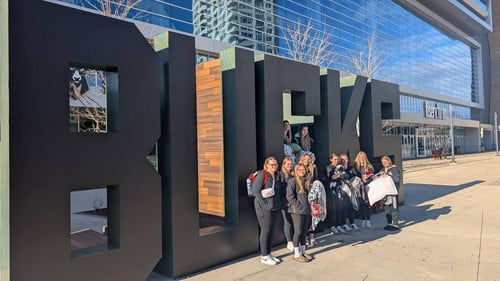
left=379, top=155, right=401, bottom=231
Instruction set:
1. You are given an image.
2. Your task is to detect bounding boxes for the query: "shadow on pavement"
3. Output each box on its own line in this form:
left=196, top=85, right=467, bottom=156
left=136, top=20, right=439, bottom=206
left=163, top=179, right=485, bottom=280
left=404, top=180, right=484, bottom=206
left=277, top=179, right=484, bottom=260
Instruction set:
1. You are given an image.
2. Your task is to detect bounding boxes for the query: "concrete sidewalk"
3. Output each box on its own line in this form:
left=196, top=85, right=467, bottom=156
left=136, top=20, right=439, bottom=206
left=149, top=152, right=500, bottom=281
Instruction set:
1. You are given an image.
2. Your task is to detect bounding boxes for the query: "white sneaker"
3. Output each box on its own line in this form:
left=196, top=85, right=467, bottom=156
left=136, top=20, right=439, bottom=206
left=366, top=221, right=372, bottom=228
left=351, top=223, right=360, bottom=231
left=269, top=254, right=281, bottom=263
left=343, top=224, right=352, bottom=232
left=361, top=220, right=366, bottom=227
left=260, top=255, right=277, bottom=265
left=331, top=226, right=340, bottom=234
left=286, top=241, right=294, bottom=252
left=336, top=226, right=346, bottom=234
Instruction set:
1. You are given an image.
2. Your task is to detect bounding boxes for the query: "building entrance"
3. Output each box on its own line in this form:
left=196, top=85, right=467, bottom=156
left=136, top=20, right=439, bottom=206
left=416, top=136, right=426, bottom=157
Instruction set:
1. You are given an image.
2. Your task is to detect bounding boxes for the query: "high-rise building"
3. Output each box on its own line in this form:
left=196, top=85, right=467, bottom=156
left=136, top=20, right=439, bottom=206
left=193, top=0, right=277, bottom=53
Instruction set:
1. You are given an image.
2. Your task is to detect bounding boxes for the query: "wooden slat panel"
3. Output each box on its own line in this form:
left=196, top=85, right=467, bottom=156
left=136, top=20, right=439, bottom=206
left=196, top=59, right=224, bottom=217
left=70, top=229, right=107, bottom=250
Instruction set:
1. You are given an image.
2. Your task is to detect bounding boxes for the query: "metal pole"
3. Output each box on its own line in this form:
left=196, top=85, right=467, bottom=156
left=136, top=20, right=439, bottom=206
left=449, top=104, right=456, bottom=163
left=495, top=112, right=499, bottom=156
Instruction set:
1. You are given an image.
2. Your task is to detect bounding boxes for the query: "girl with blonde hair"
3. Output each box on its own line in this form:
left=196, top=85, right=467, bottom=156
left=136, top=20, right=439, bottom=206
left=286, top=164, right=312, bottom=262
left=354, top=151, right=375, bottom=228
left=298, top=153, right=318, bottom=182
left=280, top=157, right=294, bottom=251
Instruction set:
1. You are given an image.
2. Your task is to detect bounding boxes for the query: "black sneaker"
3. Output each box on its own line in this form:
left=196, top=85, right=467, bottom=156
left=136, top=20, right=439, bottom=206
left=384, top=224, right=400, bottom=231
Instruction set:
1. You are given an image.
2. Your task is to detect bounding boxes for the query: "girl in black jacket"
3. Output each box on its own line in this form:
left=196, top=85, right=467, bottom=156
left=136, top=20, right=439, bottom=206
left=353, top=151, right=375, bottom=228
left=287, top=163, right=312, bottom=262
left=253, top=156, right=282, bottom=265
left=326, top=153, right=347, bottom=234
left=280, top=157, right=294, bottom=251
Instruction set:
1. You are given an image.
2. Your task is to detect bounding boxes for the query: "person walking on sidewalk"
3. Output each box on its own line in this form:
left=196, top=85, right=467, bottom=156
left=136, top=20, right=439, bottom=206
left=379, top=155, right=401, bottom=231
left=253, top=156, right=282, bottom=265
left=286, top=163, right=313, bottom=262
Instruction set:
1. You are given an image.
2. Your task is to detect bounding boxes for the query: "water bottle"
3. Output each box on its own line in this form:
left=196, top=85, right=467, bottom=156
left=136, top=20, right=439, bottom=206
left=246, top=178, right=252, bottom=196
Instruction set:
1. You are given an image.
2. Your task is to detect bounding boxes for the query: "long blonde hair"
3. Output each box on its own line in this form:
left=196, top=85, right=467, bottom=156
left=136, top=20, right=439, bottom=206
left=281, top=157, right=294, bottom=177
left=298, top=153, right=316, bottom=178
left=354, top=151, right=373, bottom=171
left=293, top=164, right=310, bottom=194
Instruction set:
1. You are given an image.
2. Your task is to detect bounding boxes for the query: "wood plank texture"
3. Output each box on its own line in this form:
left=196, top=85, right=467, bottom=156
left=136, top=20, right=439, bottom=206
left=196, top=60, right=224, bottom=217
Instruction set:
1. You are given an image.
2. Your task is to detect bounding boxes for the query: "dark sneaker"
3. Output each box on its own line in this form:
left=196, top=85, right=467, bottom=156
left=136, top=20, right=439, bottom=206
left=384, top=224, right=400, bottom=231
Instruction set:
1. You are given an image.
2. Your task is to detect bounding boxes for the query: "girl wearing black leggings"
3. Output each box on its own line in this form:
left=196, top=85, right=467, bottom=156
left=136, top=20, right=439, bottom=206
left=286, top=164, right=312, bottom=262
left=354, top=151, right=375, bottom=228
left=254, top=156, right=282, bottom=265
left=280, top=157, right=294, bottom=251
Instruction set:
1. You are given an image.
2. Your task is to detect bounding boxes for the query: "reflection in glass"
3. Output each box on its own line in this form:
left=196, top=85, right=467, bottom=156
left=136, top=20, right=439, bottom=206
left=69, top=66, right=108, bottom=133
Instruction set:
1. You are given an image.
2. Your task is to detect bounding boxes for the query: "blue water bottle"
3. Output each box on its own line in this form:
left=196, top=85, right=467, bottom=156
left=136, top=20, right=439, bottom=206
left=246, top=178, right=252, bottom=196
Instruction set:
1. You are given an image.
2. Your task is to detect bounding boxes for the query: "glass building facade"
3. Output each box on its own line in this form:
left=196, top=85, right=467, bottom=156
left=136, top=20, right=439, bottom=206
left=53, top=0, right=491, bottom=158
left=56, top=0, right=481, bottom=105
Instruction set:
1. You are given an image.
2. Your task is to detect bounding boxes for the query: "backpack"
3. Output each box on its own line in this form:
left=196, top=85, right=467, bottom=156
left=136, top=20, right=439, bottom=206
left=246, top=170, right=268, bottom=197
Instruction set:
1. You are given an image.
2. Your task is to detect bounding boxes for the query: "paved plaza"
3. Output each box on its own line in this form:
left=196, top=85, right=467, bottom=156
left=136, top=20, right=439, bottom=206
left=148, top=152, right=500, bottom=281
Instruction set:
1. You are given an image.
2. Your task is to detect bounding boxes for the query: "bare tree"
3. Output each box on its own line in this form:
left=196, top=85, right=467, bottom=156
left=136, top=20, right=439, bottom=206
left=83, top=0, right=143, bottom=20
left=381, top=120, right=397, bottom=135
left=351, top=32, right=384, bottom=78
left=280, top=19, right=337, bottom=67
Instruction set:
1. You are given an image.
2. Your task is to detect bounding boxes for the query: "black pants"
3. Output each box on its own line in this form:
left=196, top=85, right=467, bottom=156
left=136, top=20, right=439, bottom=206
left=344, top=196, right=355, bottom=224
left=357, top=196, right=371, bottom=220
left=255, top=201, right=277, bottom=256
left=325, top=189, right=336, bottom=227
left=281, top=209, right=293, bottom=242
left=290, top=213, right=308, bottom=247
left=334, top=195, right=347, bottom=226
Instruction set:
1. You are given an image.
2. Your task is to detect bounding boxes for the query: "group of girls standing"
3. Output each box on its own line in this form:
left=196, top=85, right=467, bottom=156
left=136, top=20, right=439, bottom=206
left=325, top=151, right=374, bottom=234
left=253, top=122, right=401, bottom=265
left=324, top=151, right=401, bottom=233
